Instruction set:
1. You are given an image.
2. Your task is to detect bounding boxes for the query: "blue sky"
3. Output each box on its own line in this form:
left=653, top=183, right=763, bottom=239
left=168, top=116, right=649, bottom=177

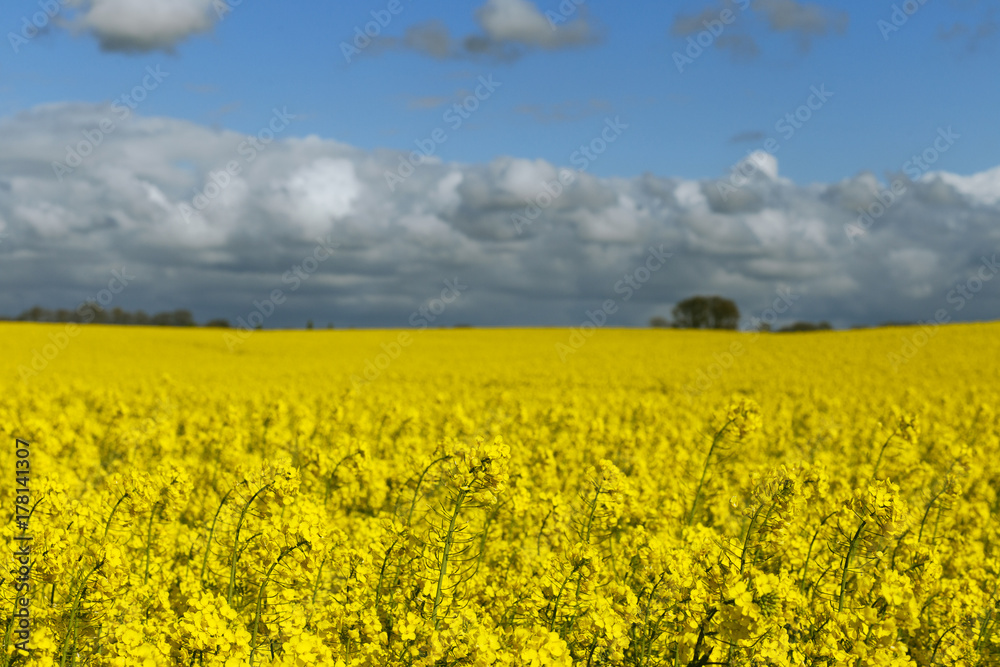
left=1, top=0, right=999, bottom=329
left=6, top=0, right=997, bottom=182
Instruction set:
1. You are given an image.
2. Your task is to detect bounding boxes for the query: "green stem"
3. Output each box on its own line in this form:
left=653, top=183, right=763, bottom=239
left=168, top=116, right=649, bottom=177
left=249, top=541, right=309, bottom=665
left=583, top=483, right=602, bottom=544
left=374, top=542, right=397, bottom=609
left=930, top=625, right=957, bottom=665
left=406, top=456, right=450, bottom=527
left=687, top=420, right=733, bottom=527
left=739, top=503, right=765, bottom=574
left=800, top=511, right=836, bottom=591
left=838, top=519, right=866, bottom=612
left=59, top=561, right=102, bottom=667
left=432, top=489, right=466, bottom=629
left=142, top=502, right=162, bottom=585
left=2, top=615, right=13, bottom=667
left=917, top=485, right=947, bottom=543
left=974, top=579, right=999, bottom=655
left=871, top=432, right=896, bottom=481
left=549, top=569, right=576, bottom=632
left=639, top=577, right=665, bottom=667
left=311, top=556, right=328, bottom=607
left=325, top=451, right=361, bottom=504
left=102, top=493, right=129, bottom=541
left=200, top=488, right=233, bottom=584
left=228, top=483, right=273, bottom=605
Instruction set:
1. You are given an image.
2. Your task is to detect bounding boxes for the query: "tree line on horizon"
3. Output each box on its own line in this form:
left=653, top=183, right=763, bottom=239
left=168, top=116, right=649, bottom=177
left=4, top=297, right=843, bottom=331
left=649, top=295, right=833, bottom=332
left=3, top=305, right=231, bottom=327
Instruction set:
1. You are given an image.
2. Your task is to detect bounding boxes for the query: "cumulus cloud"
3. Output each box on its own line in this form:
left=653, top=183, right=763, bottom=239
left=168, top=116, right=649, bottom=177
left=2, top=103, right=1000, bottom=329
left=71, top=0, right=221, bottom=52
left=380, top=0, right=600, bottom=62
left=937, top=8, right=998, bottom=52
left=671, top=0, right=847, bottom=58
left=474, top=0, right=593, bottom=47
left=753, top=0, right=848, bottom=50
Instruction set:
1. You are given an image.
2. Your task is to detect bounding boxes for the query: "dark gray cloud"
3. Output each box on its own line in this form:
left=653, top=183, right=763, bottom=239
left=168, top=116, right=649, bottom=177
left=378, top=0, right=600, bottom=62
left=514, top=99, right=614, bottom=123
left=728, top=130, right=767, bottom=144
left=937, top=7, right=998, bottom=52
left=714, top=33, right=761, bottom=58
left=753, top=0, right=848, bottom=50
left=670, top=0, right=847, bottom=58
left=2, top=104, right=1000, bottom=329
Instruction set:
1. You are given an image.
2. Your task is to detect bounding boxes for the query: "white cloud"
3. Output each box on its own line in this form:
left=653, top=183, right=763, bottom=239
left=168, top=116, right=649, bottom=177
left=382, top=0, right=599, bottom=61
left=476, top=0, right=555, bottom=43
left=930, top=164, right=1000, bottom=206
left=475, top=0, right=594, bottom=48
left=674, top=181, right=708, bottom=210
left=278, top=158, right=360, bottom=236
left=76, top=0, right=218, bottom=52
left=749, top=150, right=779, bottom=180
left=2, top=103, right=1000, bottom=328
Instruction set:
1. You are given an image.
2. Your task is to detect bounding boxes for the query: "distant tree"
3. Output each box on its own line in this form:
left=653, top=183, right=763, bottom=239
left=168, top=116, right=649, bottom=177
left=79, top=302, right=106, bottom=323
left=111, top=307, right=131, bottom=325
left=777, top=321, right=832, bottom=333
left=18, top=306, right=48, bottom=322
left=90, top=304, right=110, bottom=324
left=172, top=309, right=196, bottom=326
left=327, top=322, right=334, bottom=329
left=649, top=316, right=671, bottom=328
left=306, top=320, right=314, bottom=330
left=671, top=296, right=740, bottom=330
left=205, top=318, right=230, bottom=328
left=150, top=312, right=172, bottom=326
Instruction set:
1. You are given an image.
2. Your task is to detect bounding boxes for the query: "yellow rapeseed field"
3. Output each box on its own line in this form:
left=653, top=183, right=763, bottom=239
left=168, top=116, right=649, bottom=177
left=1, top=322, right=998, bottom=666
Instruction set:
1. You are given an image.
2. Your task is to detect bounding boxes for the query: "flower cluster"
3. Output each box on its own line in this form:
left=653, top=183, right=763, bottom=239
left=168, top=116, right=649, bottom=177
left=445, top=435, right=511, bottom=505
left=1, top=322, right=997, bottom=665
left=727, top=396, right=763, bottom=438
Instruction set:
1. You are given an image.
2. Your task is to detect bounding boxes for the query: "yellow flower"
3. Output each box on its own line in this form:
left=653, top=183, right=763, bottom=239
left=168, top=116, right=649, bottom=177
left=727, top=396, right=763, bottom=438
